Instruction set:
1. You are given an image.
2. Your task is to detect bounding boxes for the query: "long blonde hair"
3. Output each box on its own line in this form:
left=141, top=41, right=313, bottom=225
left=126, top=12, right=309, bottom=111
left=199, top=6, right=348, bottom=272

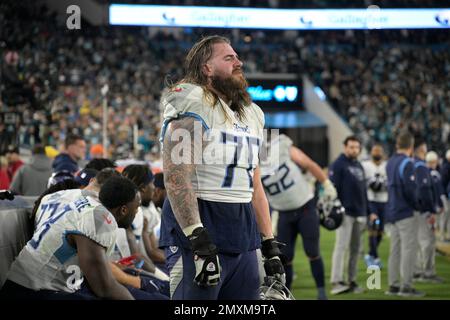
left=171, top=35, right=250, bottom=122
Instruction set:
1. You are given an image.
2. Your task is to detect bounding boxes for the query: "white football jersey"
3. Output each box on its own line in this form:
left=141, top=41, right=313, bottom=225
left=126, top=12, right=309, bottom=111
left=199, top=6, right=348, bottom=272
left=161, top=83, right=265, bottom=203
left=112, top=203, right=162, bottom=260
left=142, top=202, right=161, bottom=235
left=131, top=203, right=160, bottom=238
left=131, top=207, right=144, bottom=243
left=361, top=159, right=388, bottom=203
left=260, top=134, right=314, bottom=211
left=112, top=228, right=131, bottom=261
left=7, top=189, right=117, bottom=292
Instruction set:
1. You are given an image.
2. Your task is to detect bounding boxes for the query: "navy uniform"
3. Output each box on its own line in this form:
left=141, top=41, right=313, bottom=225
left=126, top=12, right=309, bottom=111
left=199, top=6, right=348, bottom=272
left=414, top=158, right=439, bottom=282
left=439, top=156, right=450, bottom=240
left=159, top=83, right=265, bottom=299
left=329, top=153, right=369, bottom=292
left=385, top=153, right=423, bottom=296
left=430, top=169, right=445, bottom=215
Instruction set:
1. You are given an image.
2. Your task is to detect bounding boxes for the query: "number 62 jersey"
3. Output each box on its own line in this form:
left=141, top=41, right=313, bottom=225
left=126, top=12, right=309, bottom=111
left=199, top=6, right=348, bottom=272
left=260, top=134, right=314, bottom=211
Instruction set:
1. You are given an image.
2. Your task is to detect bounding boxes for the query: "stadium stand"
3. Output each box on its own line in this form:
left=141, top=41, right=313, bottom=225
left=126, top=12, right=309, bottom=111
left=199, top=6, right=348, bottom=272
left=1, top=1, right=448, bottom=160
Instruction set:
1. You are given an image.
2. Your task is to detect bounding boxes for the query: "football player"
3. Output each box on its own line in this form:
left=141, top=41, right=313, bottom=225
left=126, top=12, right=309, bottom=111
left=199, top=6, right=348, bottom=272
left=361, top=144, right=388, bottom=268
left=261, top=133, right=337, bottom=300
left=160, top=35, right=284, bottom=299
left=1, top=175, right=142, bottom=300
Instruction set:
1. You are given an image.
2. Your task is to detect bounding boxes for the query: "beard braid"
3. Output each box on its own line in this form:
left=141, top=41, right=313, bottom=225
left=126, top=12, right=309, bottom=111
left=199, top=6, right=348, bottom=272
left=211, top=73, right=252, bottom=120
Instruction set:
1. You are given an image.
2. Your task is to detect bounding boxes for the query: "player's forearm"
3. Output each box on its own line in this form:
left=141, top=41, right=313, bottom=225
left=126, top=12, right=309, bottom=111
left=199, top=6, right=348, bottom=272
left=110, top=262, right=141, bottom=289
left=74, top=234, right=134, bottom=300
left=147, top=247, right=166, bottom=264
left=138, top=254, right=156, bottom=273
left=307, top=161, right=327, bottom=183
left=252, top=193, right=273, bottom=238
left=164, top=164, right=201, bottom=229
left=125, top=227, right=140, bottom=254
left=163, top=118, right=201, bottom=230
left=142, top=232, right=163, bottom=262
left=143, top=233, right=165, bottom=263
left=252, top=170, right=273, bottom=238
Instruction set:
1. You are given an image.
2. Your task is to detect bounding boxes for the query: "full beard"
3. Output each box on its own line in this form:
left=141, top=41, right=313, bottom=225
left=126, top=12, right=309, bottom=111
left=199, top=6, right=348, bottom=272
left=211, top=72, right=252, bottom=119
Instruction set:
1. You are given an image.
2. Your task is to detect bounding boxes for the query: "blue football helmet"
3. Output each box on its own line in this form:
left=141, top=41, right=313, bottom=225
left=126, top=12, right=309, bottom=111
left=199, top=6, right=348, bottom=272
left=317, top=197, right=345, bottom=231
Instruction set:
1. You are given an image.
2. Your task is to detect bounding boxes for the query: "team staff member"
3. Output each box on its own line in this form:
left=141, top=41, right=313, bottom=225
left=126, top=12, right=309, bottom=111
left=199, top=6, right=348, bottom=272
left=329, top=136, right=368, bottom=295
left=413, top=142, right=441, bottom=284
left=385, top=132, right=424, bottom=297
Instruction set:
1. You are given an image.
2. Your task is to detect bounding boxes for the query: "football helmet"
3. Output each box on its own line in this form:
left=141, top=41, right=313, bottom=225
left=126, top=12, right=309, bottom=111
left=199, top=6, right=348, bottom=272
left=260, top=276, right=295, bottom=300
left=317, top=197, right=345, bottom=231
left=368, top=173, right=387, bottom=192
left=47, top=170, right=75, bottom=187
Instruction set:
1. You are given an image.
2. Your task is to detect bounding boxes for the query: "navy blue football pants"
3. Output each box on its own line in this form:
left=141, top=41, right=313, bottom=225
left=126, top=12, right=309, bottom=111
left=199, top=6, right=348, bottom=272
left=165, top=246, right=260, bottom=300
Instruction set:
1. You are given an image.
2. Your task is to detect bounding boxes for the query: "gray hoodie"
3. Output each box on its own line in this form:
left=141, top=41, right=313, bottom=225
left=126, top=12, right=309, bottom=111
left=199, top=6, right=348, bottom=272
left=10, top=155, right=53, bottom=196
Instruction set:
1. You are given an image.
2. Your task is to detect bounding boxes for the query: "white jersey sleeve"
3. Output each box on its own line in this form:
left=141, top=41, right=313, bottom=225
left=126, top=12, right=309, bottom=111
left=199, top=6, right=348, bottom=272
left=113, top=228, right=131, bottom=260
left=141, top=202, right=161, bottom=235
left=161, top=83, right=213, bottom=132
left=131, top=207, right=144, bottom=242
left=75, top=197, right=118, bottom=256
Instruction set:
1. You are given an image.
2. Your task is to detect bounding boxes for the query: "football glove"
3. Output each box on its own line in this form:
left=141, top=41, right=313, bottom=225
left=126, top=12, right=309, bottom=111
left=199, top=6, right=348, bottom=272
left=261, top=238, right=286, bottom=285
left=322, top=179, right=337, bottom=200
left=188, top=227, right=221, bottom=287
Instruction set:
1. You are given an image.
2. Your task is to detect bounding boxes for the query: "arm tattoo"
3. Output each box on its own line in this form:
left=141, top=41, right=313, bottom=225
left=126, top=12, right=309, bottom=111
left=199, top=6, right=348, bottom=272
left=163, top=117, right=201, bottom=229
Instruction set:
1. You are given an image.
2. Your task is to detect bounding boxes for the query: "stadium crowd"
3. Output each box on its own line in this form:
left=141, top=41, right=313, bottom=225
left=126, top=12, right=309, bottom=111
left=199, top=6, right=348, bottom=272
left=1, top=1, right=449, bottom=164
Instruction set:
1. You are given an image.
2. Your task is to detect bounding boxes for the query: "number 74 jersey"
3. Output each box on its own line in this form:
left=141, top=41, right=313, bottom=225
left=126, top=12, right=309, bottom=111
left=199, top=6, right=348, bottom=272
left=161, top=83, right=265, bottom=203
left=260, top=134, right=314, bottom=211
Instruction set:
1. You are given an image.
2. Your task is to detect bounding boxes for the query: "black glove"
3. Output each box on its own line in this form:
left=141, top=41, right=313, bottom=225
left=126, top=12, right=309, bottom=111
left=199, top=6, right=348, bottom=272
left=188, top=227, right=221, bottom=287
left=261, top=238, right=286, bottom=285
